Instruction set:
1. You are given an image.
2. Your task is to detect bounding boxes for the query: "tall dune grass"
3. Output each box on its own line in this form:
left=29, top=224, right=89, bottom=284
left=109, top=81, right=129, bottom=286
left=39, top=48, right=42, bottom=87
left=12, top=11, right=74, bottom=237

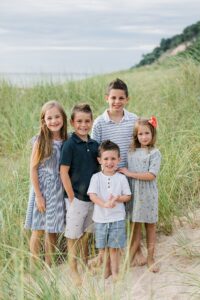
left=0, top=58, right=200, bottom=298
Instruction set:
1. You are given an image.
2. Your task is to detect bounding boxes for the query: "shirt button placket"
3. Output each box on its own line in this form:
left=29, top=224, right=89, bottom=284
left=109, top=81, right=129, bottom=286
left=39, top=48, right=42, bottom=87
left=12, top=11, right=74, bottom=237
left=107, top=177, right=111, bottom=190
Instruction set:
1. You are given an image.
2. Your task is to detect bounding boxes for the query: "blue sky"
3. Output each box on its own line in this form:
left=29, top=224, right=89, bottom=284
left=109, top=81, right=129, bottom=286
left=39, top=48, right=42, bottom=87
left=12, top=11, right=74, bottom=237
left=0, top=0, right=200, bottom=74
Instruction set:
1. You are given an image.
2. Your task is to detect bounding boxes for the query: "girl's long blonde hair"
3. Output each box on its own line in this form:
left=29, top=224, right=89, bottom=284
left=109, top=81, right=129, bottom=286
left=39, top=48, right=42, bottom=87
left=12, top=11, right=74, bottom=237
left=32, top=100, right=67, bottom=167
left=130, top=118, right=157, bottom=151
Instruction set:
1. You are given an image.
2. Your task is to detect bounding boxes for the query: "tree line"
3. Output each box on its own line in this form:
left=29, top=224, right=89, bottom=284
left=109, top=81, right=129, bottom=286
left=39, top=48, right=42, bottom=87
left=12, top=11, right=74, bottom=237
left=135, top=20, right=200, bottom=67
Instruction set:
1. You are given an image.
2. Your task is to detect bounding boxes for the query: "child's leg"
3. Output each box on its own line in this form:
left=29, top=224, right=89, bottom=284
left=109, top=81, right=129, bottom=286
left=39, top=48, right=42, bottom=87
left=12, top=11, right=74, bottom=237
left=80, top=202, right=94, bottom=265
left=100, top=248, right=111, bottom=279
left=145, top=223, right=159, bottom=273
left=65, top=198, right=92, bottom=284
left=89, top=249, right=104, bottom=270
left=129, top=222, right=145, bottom=266
left=109, top=248, right=120, bottom=281
left=30, top=230, right=44, bottom=268
left=134, top=246, right=146, bottom=266
left=79, top=232, right=91, bottom=265
left=97, top=249, right=104, bottom=267
left=67, top=238, right=82, bottom=285
left=45, top=232, right=57, bottom=266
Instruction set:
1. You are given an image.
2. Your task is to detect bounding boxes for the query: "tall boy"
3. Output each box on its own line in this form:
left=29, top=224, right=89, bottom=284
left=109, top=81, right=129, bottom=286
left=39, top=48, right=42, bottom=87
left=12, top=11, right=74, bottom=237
left=60, top=104, right=99, bottom=285
left=92, top=78, right=137, bottom=168
left=88, top=140, right=131, bottom=281
left=92, top=78, right=145, bottom=266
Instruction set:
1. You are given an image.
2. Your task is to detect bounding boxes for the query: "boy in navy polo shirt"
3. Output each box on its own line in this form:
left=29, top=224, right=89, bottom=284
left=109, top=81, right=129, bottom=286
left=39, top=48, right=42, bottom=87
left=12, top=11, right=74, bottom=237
left=60, top=103, right=99, bottom=286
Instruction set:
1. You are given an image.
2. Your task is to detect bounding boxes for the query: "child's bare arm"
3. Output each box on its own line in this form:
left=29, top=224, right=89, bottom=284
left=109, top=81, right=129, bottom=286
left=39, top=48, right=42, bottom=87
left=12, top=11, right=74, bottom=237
left=109, top=194, right=131, bottom=204
left=89, top=193, right=115, bottom=208
left=30, top=143, right=45, bottom=213
left=115, top=194, right=131, bottom=203
left=119, top=167, right=155, bottom=181
left=60, top=165, right=74, bottom=202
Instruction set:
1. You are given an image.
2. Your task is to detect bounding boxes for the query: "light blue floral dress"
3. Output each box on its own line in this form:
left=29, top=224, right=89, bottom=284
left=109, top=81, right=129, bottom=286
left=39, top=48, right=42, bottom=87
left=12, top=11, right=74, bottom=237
left=128, top=148, right=161, bottom=223
left=25, top=139, right=65, bottom=233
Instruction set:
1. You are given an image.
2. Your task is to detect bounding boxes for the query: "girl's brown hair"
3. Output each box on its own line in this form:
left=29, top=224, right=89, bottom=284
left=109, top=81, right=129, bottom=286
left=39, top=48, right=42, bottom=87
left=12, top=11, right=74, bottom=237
left=33, top=100, right=67, bottom=166
left=130, top=118, right=157, bottom=151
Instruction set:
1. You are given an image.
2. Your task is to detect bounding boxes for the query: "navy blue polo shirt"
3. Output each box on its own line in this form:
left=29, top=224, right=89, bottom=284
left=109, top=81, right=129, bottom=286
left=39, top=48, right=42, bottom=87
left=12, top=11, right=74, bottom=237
left=60, top=132, right=99, bottom=202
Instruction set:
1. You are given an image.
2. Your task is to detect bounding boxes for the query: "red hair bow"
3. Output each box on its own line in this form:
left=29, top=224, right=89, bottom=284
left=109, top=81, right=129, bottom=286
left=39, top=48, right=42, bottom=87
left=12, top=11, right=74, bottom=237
left=148, top=116, right=157, bottom=128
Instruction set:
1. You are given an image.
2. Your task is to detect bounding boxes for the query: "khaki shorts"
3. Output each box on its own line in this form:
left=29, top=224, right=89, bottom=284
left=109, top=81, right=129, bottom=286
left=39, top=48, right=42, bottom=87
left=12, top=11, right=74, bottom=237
left=64, top=197, right=94, bottom=239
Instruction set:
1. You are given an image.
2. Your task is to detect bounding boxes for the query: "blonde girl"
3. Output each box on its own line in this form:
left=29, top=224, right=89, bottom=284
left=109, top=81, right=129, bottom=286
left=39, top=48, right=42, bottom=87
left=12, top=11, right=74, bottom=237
left=25, top=100, right=67, bottom=267
left=119, top=117, right=161, bottom=272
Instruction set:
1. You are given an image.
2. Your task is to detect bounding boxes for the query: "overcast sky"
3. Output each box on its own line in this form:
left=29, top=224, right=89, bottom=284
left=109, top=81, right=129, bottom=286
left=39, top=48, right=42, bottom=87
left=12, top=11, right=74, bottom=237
left=0, top=0, right=200, bottom=74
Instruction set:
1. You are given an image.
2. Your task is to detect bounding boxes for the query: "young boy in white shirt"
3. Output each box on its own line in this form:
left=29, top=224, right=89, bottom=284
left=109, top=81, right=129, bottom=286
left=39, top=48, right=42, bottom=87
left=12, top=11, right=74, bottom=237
left=87, top=140, right=131, bottom=281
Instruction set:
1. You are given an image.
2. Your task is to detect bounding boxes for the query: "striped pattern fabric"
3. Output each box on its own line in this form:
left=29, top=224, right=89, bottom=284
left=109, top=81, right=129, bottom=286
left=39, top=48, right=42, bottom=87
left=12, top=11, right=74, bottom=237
left=25, top=140, right=65, bottom=233
left=91, top=109, right=138, bottom=167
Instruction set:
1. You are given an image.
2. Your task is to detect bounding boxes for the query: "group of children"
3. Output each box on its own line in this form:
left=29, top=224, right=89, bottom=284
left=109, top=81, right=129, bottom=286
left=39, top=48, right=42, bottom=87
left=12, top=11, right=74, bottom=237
left=25, top=78, right=161, bottom=284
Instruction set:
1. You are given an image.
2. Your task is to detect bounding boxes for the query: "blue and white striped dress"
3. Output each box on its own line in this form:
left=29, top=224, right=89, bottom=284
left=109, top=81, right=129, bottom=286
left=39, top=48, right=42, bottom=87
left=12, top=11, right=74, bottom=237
left=25, top=139, right=65, bottom=233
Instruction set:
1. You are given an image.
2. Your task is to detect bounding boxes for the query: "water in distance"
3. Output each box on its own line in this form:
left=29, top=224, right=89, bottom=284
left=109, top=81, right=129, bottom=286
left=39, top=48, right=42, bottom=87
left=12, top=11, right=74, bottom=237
left=0, top=72, right=97, bottom=87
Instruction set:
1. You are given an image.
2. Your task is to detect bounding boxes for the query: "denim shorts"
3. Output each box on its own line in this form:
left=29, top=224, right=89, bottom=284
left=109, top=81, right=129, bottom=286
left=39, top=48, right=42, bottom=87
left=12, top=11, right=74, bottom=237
left=95, top=220, right=126, bottom=249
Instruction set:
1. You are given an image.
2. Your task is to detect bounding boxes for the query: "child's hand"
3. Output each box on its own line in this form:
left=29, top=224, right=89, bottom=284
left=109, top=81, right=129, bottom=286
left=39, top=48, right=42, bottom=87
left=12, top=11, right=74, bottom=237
left=36, top=196, right=46, bottom=213
left=104, top=201, right=114, bottom=208
left=103, top=194, right=118, bottom=208
left=68, top=197, right=74, bottom=203
left=109, top=194, right=119, bottom=206
left=118, top=167, right=130, bottom=177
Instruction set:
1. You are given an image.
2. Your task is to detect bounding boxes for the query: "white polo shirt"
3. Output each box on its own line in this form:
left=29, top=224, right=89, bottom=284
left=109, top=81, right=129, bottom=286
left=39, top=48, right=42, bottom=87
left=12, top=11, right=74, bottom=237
left=91, top=109, right=138, bottom=167
left=87, top=171, right=131, bottom=223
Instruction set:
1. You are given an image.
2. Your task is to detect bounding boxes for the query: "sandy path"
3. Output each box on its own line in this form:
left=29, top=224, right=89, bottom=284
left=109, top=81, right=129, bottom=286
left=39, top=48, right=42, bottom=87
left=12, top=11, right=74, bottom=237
left=55, top=211, right=200, bottom=299
left=116, top=212, right=200, bottom=299
left=118, top=227, right=200, bottom=300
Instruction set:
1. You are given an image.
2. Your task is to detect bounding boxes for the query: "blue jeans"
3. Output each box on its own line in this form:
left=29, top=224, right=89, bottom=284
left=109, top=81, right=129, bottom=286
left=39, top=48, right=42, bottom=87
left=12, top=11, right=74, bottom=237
left=95, top=220, right=126, bottom=249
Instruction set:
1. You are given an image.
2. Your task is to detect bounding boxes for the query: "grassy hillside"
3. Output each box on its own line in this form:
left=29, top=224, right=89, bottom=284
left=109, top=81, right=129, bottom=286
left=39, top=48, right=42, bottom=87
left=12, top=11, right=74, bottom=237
left=0, top=57, right=200, bottom=298
left=135, top=20, right=200, bottom=67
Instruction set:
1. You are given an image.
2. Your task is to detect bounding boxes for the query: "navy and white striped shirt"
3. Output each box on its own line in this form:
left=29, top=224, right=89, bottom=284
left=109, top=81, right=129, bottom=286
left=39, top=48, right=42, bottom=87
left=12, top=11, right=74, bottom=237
left=91, top=109, right=138, bottom=167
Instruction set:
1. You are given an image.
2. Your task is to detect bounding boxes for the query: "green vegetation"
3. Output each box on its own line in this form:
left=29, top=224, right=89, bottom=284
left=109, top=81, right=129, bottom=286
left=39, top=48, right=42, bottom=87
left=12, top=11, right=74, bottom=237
left=135, top=20, right=200, bottom=67
left=0, top=57, right=200, bottom=298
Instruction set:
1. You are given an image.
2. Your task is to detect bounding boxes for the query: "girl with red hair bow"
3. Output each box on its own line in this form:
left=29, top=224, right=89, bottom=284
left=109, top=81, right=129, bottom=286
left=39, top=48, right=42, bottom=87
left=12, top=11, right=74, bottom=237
left=119, top=117, right=161, bottom=273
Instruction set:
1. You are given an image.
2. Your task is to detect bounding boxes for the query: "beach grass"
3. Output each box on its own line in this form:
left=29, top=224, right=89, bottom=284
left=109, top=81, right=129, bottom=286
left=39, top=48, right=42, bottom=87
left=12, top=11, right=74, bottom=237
left=0, top=57, right=200, bottom=298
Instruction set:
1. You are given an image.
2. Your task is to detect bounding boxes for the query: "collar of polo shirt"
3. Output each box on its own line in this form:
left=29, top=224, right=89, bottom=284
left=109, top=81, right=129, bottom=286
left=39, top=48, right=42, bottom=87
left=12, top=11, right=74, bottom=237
left=103, top=108, right=130, bottom=123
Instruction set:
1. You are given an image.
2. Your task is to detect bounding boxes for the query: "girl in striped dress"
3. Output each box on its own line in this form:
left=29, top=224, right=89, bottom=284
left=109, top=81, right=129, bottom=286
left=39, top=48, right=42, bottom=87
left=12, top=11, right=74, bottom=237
left=25, top=100, right=67, bottom=267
